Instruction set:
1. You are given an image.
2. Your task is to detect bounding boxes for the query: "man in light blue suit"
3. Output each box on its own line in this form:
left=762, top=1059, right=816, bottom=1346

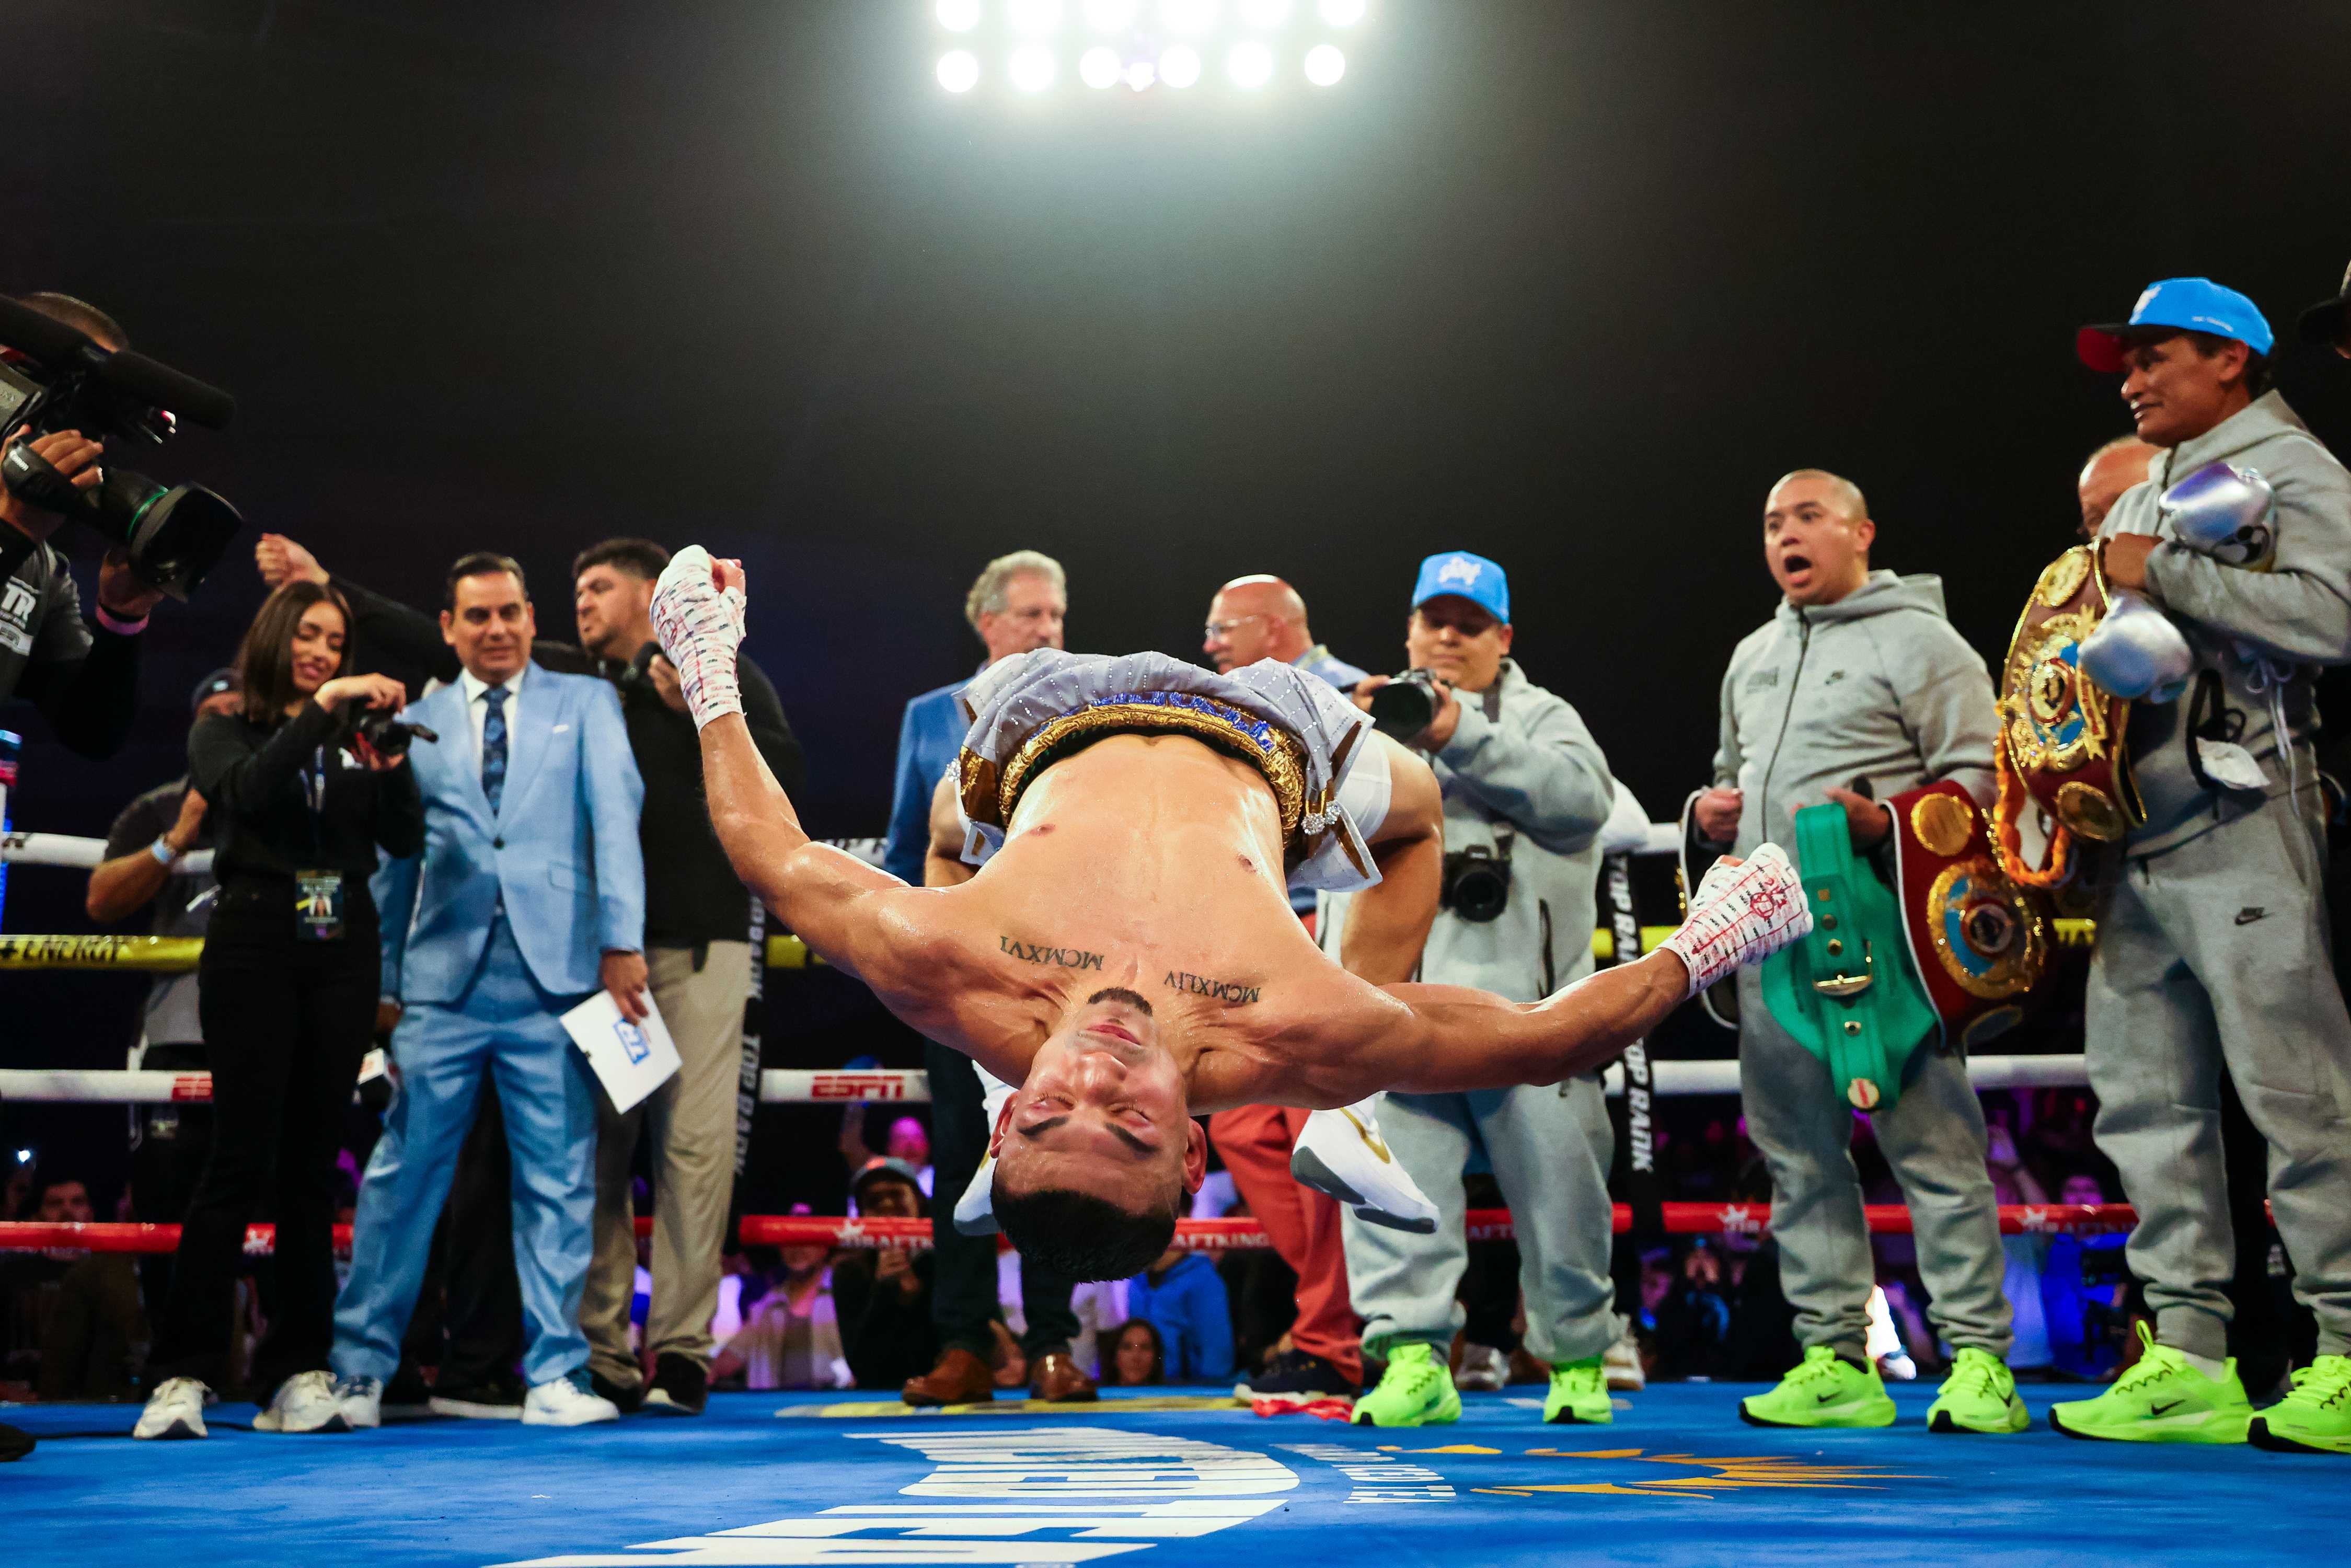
left=329, top=552, right=647, bottom=1431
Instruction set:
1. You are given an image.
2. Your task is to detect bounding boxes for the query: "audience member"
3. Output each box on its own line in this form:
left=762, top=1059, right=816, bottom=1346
left=1105, top=1319, right=1166, bottom=1388
left=713, top=1226, right=850, bottom=1392
left=831, top=1159, right=941, bottom=1392
left=328, top=552, right=646, bottom=1433
left=1, top=1179, right=141, bottom=1401
left=1125, top=1244, right=1234, bottom=1385
left=134, top=582, right=422, bottom=1442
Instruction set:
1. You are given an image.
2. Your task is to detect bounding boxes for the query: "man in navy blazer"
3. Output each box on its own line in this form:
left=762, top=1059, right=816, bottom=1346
left=329, top=552, right=647, bottom=1430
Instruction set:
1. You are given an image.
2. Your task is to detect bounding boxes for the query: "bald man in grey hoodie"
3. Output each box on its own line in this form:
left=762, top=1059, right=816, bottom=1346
left=1692, top=469, right=2021, bottom=1436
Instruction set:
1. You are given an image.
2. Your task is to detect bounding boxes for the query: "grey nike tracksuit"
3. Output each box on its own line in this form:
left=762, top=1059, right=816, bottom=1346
left=1712, top=570, right=2014, bottom=1363
left=2090, top=390, right=2351, bottom=1362
left=1320, top=660, right=1622, bottom=1365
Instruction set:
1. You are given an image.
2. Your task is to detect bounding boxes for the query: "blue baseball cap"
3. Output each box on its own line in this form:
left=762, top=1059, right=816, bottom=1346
left=2077, top=277, right=2274, bottom=372
left=1411, top=551, right=1509, bottom=624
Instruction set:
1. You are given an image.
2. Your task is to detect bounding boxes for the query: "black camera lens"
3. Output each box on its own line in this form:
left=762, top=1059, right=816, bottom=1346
left=110, top=474, right=243, bottom=599
left=1447, top=861, right=1511, bottom=922
left=1368, top=671, right=1439, bottom=743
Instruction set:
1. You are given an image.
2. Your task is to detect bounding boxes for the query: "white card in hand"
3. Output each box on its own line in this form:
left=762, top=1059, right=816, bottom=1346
left=562, top=987, right=681, bottom=1114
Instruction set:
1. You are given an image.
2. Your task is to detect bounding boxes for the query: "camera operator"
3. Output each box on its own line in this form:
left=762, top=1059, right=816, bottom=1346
left=1324, top=551, right=1624, bottom=1428
left=83, top=668, right=244, bottom=1312
left=0, top=294, right=167, bottom=759
left=134, top=582, right=421, bottom=1441
left=256, top=531, right=801, bottom=1417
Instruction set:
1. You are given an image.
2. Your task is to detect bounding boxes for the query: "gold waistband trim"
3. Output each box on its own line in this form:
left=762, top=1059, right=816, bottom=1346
left=960, top=700, right=1311, bottom=845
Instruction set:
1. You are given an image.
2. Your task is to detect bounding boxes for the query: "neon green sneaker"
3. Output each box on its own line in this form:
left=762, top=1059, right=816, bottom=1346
left=1351, top=1342, right=1460, bottom=1427
left=2048, top=1323, right=2251, bottom=1444
left=1738, top=1345, right=1897, bottom=1428
left=2249, top=1355, right=2351, bottom=1456
left=1543, top=1357, right=1611, bottom=1425
left=1926, top=1347, right=2029, bottom=1434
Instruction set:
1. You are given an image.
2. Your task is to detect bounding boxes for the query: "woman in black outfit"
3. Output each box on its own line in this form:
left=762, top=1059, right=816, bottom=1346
left=134, top=581, right=421, bottom=1440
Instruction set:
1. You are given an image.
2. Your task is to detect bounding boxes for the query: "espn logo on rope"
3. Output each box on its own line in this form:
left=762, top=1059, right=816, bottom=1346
left=802, top=1071, right=920, bottom=1101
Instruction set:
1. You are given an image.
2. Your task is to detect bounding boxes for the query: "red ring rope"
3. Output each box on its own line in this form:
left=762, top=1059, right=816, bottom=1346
left=0, top=1202, right=2143, bottom=1255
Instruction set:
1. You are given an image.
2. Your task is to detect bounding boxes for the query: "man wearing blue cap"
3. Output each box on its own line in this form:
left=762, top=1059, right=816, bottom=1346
left=1327, top=551, right=1627, bottom=1427
left=2053, top=278, right=2351, bottom=1455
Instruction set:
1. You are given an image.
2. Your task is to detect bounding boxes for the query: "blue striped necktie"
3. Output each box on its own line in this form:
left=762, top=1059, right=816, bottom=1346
left=481, top=685, right=509, bottom=813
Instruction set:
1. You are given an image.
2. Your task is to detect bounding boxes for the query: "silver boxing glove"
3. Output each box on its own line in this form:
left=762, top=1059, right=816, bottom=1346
left=2078, top=589, right=2193, bottom=703
left=2160, top=459, right=2277, bottom=570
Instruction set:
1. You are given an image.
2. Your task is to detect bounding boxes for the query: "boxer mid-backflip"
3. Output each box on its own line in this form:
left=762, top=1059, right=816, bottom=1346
left=651, top=548, right=1811, bottom=1281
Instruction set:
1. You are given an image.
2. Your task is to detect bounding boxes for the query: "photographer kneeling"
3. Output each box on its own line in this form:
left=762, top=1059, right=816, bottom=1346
left=1326, top=552, right=1624, bottom=1428
left=135, top=582, right=423, bottom=1440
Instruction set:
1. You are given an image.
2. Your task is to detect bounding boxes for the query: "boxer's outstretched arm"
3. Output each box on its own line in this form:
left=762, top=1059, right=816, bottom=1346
left=700, top=711, right=913, bottom=984
left=1357, top=950, right=1693, bottom=1095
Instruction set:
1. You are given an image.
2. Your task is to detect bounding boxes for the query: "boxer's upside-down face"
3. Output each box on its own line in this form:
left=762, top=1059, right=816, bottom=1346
left=988, top=987, right=1208, bottom=1281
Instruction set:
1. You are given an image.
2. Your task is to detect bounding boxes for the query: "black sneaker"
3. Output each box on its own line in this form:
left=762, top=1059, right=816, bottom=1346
left=590, top=1368, right=646, bottom=1415
left=428, top=1375, right=527, bottom=1421
left=1237, top=1349, right=1357, bottom=1404
left=383, top=1364, right=433, bottom=1414
left=642, top=1353, right=708, bottom=1417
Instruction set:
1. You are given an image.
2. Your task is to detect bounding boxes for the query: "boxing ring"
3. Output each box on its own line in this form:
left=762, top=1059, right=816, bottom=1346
left=7, top=829, right=2335, bottom=1568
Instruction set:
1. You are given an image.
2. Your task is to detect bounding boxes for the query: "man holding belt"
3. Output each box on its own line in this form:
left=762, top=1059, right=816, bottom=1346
left=2054, top=279, right=2351, bottom=1455
left=1326, top=552, right=1624, bottom=1427
left=1693, top=470, right=2023, bottom=1435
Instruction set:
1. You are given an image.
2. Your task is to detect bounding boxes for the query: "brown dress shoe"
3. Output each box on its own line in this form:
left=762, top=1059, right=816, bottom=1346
left=1030, top=1352, right=1100, bottom=1403
left=902, top=1347, right=996, bottom=1408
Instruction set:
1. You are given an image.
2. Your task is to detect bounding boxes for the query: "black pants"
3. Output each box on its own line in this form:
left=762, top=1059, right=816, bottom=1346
left=148, top=889, right=378, bottom=1396
left=398, top=1078, right=525, bottom=1389
left=130, top=1041, right=214, bottom=1318
left=924, top=1041, right=1080, bottom=1361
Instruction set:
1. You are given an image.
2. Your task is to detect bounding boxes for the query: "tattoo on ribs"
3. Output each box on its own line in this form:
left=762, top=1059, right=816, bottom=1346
left=1166, top=970, right=1262, bottom=1007
left=1000, top=936, right=1105, bottom=971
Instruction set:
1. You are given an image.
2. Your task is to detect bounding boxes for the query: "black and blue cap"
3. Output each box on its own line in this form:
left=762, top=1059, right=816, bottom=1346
left=2077, top=277, right=2273, bottom=373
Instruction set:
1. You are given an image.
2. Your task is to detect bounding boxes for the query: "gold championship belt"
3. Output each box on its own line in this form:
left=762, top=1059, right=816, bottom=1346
left=1992, top=545, right=2145, bottom=886
left=1888, top=781, right=2052, bottom=1048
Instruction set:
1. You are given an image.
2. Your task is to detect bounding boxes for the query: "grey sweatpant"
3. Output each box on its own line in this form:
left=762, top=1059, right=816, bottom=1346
left=2085, top=799, right=2351, bottom=1360
left=1736, top=963, right=2013, bottom=1362
left=583, top=941, right=752, bottom=1385
left=1341, top=1078, right=1618, bottom=1365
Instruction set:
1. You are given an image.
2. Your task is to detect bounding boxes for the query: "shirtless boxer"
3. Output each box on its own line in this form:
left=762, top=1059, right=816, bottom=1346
left=652, top=547, right=1810, bottom=1281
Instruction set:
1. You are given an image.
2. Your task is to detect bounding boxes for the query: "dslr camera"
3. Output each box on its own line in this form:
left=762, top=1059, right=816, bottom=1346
left=0, top=295, right=240, bottom=597
left=1366, top=667, right=1446, bottom=744
left=1440, top=825, right=1514, bottom=923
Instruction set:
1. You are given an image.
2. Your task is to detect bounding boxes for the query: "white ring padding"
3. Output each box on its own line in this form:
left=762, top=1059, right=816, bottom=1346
left=2, top=831, right=214, bottom=874
left=1, top=1055, right=2091, bottom=1105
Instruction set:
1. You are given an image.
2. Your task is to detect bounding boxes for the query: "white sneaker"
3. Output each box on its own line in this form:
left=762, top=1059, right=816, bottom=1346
left=333, top=1374, right=384, bottom=1431
left=253, top=1370, right=349, bottom=1433
left=1604, top=1328, right=1646, bottom=1392
left=522, top=1372, right=620, bottom=1427
left=1291, top=1098, right=1438, bottom=1233
left=1457, top=1343, right=1508, bottom=1392
left=133, top=1376, right=212, bottom=1440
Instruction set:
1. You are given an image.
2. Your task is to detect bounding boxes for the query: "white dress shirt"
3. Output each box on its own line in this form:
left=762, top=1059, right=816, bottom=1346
left=458, top=661, right=528, bottom=775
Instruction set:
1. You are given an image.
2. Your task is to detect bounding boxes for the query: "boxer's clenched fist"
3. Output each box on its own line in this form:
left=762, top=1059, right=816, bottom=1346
left=651, top=544, right=747, bottom=730
left=1658, top=842, right=1810, bottom=997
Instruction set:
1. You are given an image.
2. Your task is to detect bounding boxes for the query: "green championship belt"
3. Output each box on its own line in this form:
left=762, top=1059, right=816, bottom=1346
left=1760, top=802, right=1938, bottom=1113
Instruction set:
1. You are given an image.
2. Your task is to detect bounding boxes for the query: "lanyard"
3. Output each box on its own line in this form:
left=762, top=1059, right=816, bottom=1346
left=299, top=745, right=328, bottom=859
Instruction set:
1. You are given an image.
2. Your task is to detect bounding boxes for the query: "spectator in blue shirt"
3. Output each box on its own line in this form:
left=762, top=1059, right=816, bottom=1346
left=880, top=551, right=1067, bottom=885
left=1127, top=1246, right=1236, bottom=1385
left=1199, top=574, right=1368, bottom=690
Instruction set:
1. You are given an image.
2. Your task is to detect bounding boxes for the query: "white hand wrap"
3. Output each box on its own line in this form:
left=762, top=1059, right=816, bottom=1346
left=1659, top=843, right=1811, bottom=998
left=650, top=544, right=747, bottom=731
